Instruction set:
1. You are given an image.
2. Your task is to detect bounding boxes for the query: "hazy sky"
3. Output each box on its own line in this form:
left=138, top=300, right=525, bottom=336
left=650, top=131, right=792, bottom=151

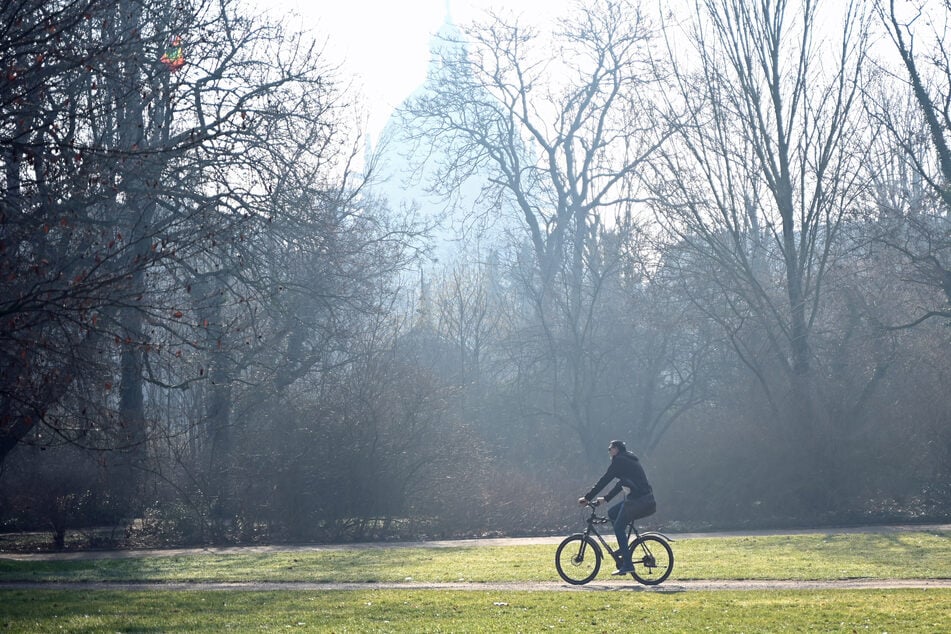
left=263, top=0, right=571, bottom=138
left=262, top=0, right=905, bottom=141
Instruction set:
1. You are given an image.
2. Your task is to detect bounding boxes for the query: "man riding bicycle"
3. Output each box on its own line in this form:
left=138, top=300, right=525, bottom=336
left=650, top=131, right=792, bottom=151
left=578, top=440, right=656, bottom=575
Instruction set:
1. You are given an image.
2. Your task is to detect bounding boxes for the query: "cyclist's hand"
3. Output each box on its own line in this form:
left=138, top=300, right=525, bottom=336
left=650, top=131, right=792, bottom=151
left=578, top=497, right=588, bottom=506
left=596, top=496, right=607, bottom=506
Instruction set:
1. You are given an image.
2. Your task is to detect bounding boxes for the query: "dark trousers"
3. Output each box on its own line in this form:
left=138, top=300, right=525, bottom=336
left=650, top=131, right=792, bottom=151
left=608, top=493, right=656, bottom=568
left=608, top=501, right=633, bottom=567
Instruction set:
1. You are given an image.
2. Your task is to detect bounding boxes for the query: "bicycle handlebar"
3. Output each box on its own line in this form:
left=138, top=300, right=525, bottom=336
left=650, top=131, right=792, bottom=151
left=581, top=500, right=604, bottom=515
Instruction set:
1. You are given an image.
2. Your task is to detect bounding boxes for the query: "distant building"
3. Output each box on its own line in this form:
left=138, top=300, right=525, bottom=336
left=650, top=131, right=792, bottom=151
left=368, top=5, right=517, bottom=272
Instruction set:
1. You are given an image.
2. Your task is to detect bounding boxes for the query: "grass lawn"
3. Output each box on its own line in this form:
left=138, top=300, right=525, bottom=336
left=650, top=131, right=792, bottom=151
left=1, top=530, right=949, bottom=632
left=1, top=588, right=949, bottom=632
left=0, top=531, right=948, bottom=583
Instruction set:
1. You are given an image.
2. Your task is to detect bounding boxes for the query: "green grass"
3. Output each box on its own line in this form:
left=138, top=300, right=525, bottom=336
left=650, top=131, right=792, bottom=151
left=1, top=531, right=949, bottom=632
left=1, top=531, right=949, bottom=583
left=676, top=531, right=951, bottom=580
left=0, top=588, right=949, bottom=632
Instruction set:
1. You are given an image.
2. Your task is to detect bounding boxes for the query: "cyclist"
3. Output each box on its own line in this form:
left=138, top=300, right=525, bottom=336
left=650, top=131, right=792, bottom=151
left=578, top=439, right=656, bottom=575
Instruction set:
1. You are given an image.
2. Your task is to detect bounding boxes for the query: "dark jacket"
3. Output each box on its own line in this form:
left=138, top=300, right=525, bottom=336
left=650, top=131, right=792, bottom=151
left=584, top=450, right=652, bottom=503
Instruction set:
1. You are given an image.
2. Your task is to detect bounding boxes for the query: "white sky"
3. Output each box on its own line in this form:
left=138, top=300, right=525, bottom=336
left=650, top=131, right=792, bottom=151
left=262, top=0, right=571, bottom=139
left=258, top=0, right=911, bottom=142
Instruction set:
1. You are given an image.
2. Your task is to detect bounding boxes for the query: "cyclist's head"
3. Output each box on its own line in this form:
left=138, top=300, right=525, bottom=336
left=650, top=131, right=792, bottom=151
left=609, top=440, right=626, bottom=453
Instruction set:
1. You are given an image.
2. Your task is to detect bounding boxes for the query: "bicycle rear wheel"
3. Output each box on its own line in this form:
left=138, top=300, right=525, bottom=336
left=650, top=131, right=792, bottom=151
left=555, top=534, right=602, bottom=585
left=627, top=534, right=673, bottom=585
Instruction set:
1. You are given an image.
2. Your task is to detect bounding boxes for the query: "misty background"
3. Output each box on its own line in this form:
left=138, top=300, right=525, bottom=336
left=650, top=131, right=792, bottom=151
left=1, top=0, right=949, bottom=549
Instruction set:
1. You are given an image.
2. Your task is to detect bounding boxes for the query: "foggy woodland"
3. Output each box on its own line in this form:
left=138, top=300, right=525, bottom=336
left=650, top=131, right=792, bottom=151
left=1, top=0, right=949, bottom=549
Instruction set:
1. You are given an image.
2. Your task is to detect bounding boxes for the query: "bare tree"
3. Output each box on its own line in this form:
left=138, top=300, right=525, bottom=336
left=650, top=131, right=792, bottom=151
left=648, top=0, right=871, bottom=420
left=1, top=0, right=161, bottom=466
left=401, top=0, right=673, bottom=455
left=430, top=258, right=504, bottom=398
left=0, top=0, right=375, bottom=485
left=866, top=0, right=951, bottom=325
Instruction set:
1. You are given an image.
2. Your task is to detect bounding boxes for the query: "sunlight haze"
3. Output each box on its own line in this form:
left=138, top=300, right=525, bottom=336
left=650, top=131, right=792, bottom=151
left=263, top=0, right=571, bottom=138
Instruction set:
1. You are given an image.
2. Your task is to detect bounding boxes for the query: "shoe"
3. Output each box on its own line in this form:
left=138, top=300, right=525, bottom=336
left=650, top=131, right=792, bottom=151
left=611, top=566, right=635, bottom=575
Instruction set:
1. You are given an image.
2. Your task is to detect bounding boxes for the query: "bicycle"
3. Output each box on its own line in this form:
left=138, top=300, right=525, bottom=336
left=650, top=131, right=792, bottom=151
left=555, top=500, right=674, bottom=585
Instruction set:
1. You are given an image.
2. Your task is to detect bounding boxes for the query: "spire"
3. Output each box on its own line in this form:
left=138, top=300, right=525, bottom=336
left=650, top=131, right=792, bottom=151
left=416, top=268, right=432, bottom=329
left=431, top=0, right=464, bottom=63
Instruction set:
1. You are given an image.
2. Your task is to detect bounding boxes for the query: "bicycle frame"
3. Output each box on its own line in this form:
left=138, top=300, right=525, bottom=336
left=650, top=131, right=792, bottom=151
left=579, top=506, right=632, bottom=563
left=580, top=503, right=672, bottom=563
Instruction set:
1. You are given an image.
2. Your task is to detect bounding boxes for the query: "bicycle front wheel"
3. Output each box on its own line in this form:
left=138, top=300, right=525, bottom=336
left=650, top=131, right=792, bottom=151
left=628, top=534, right=673, bottom=585
left=555, top=534, right=602, bottom=585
